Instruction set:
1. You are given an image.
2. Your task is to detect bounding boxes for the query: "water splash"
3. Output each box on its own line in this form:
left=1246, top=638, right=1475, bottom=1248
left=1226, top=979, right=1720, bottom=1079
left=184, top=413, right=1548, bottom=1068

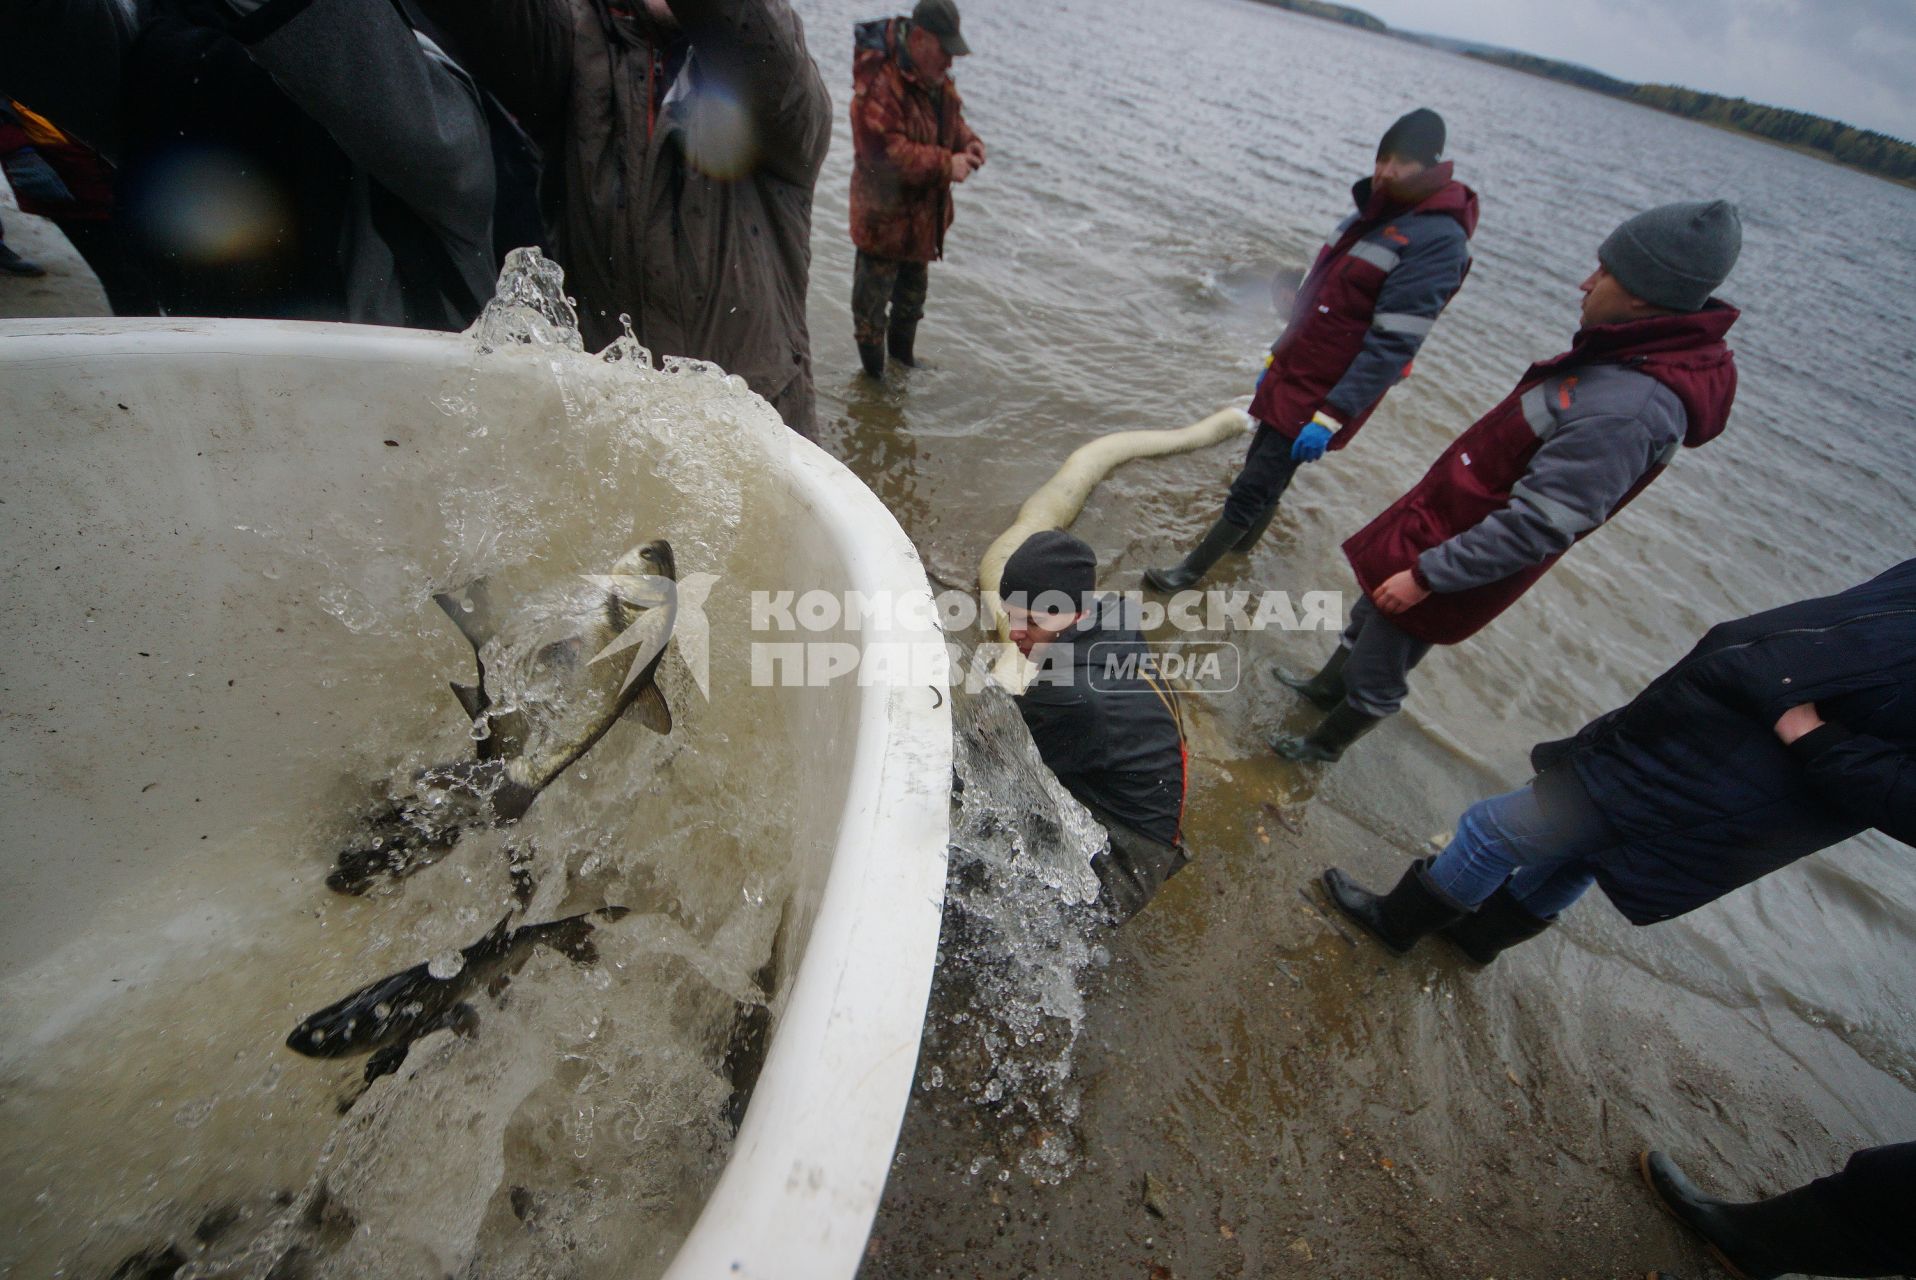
left=921, top=682, right=1106, bottom=1184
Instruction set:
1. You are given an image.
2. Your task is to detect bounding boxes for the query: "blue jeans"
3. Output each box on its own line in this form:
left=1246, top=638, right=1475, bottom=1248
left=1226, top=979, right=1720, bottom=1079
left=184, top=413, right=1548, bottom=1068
left=1423, top=781, right=1620, bottom=919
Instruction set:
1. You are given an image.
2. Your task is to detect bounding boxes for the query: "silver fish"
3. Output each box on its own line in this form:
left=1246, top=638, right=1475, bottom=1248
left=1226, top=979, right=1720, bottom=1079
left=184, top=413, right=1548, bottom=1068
left=327, top=541, right=677, bottom=894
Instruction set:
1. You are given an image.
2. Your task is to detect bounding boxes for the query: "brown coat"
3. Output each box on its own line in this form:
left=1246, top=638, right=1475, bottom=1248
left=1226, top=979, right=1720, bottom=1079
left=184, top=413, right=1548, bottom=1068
left=849, top=18, right=979, bottom=264
left=413, top=0, right=831, bottom=436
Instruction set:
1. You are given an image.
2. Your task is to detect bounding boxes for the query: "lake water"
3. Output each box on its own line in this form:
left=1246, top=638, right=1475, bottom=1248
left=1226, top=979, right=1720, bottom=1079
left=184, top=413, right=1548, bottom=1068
left=790, top=0, right=1916, bottom=1274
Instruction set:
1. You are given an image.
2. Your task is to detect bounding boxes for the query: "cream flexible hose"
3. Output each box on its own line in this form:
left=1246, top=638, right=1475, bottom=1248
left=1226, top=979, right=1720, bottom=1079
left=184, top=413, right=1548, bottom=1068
left=978, top=405, right=1251, bottom=688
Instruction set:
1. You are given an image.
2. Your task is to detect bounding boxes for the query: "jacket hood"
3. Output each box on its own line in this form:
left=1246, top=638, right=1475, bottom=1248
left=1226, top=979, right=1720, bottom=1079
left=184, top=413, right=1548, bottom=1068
left=1568, top=300, right=1739, bottom=447
left=1351, top=162, right=1479, bottom=238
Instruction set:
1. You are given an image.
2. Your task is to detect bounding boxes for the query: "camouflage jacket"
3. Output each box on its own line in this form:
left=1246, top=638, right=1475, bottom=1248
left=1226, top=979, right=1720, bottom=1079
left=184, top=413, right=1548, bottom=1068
left=849, top=17, right=980, bottom=263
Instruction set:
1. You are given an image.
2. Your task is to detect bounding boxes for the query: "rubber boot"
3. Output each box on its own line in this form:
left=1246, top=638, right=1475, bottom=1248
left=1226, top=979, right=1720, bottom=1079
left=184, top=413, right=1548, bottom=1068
left=887, top=318, right=919, bottom=366
left=1639, top=1151, right=1889, bottom=1280
left=1320, top=858, right=1468, bottom=955
left=1270, top=701, right=1383, bottom=763
left=1437, top=885, right=1553, bottom=965
left=1274, top=646, right=1350, bottom=712
left=857, top=340, right=886, bottom=379
left=1143, top=514, right=1248, bottom=592
left=1231, top=497, right=1282, bottom=552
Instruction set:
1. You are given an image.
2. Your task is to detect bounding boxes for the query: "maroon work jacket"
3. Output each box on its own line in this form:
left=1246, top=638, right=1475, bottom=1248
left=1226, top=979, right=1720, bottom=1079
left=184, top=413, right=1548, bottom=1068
left=1342, top=303, right=1740, bottom=645
left=1250, top=164, right=1478, bottom=448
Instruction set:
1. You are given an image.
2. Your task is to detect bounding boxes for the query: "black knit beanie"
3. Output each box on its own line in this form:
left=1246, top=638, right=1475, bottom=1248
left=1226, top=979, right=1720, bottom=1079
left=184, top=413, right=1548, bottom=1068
left=1377, top=108, right=1445, bottom=166
left=1000, top=530, right=1097, bottom=614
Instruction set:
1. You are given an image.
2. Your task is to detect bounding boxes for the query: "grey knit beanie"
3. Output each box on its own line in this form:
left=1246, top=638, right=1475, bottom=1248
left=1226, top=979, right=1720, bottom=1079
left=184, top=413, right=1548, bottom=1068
left=1597, top=200, right=1742, bottom=312
left=1000, top=530, right=1096, bottom=614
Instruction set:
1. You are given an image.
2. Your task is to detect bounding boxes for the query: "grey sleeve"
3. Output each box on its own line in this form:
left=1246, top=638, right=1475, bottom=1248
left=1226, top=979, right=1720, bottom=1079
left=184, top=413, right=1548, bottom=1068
left=0, top=0, right=137, bottom=161
left=1417, top=380, right=1685, bottom=593
left=669, top=0, right=831, bottom=187
left=238, top=0, right=495, bottom=297
left=1323, top=223, right=1469, bottom=421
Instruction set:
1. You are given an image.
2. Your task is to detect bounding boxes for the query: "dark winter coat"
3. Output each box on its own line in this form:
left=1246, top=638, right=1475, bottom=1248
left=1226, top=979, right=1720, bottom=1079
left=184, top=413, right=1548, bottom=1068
left=1250, top=163, right=1477, bottom=448
left=119, top=0, right=497, bottom=329
left=1344, top=302, right=1738, bottom=645
left=414, top=0, right=831, bottom=437
left=848, top=17, right=980, bottom=264
left=1015, top=595, right=1187, bottom=848
left=1533, top=558, right=1916, bottom=924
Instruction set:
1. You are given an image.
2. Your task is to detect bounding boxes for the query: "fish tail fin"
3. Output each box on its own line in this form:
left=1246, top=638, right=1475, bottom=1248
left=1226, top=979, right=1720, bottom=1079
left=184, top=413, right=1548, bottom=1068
left=633, top=682, right=673, bottom=735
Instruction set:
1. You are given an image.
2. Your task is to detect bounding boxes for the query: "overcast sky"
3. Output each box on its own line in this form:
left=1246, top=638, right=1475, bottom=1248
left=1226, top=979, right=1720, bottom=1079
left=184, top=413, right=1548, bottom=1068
left=1349, top=0, right=1916, bottom=142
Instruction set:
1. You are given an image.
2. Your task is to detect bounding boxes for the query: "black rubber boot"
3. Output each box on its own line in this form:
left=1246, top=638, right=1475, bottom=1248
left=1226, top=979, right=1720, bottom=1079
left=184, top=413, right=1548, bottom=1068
left=887, top=318, right=919, bottom=366
left=1437, top=885, right=1553, bottom=965
left=857, top=341, right=886, bottom=379
left=1320, top=858, right=1468, bottom=955
left=1639, top=1151, right=1887, bottom=1280
left=1143, top=514, right=1249, bottom=592
left=1231, top=498, right=1282, bottom=552
left=1274, top=646, right=1350, bottom=712
left=1270, top=700, right=1383, bottom=763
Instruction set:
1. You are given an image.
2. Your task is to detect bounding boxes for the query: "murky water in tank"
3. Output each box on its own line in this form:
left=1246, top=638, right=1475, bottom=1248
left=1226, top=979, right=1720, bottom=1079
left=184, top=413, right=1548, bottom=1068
left=0, top=253, right=808, bottom=1280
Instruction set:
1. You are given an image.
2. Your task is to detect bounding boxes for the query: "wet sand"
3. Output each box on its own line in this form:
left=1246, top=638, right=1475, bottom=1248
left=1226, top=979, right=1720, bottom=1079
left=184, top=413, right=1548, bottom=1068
left=864, top=716, right=1905, bottom=1278
left=0, top=180, right=109, bottom=320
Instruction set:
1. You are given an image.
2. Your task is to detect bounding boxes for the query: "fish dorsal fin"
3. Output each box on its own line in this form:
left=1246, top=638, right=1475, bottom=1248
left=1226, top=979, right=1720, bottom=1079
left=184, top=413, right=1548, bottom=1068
left=632, top=682, right=672, bottom=735
left=435, top=577, right=501, bottom=654
left=449, top=681, right=487, bottom=721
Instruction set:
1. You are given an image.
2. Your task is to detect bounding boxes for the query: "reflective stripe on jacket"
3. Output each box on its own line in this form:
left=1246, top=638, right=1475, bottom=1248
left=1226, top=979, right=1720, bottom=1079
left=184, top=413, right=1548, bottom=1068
left=1250, top=163, right=1477, bottom=448
left=1342, top=302, right=1739, bottom=645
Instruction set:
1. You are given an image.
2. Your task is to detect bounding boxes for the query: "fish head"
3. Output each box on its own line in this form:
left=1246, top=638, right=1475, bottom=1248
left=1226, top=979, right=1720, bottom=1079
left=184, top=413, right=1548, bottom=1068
left=608, top=539, right=676, bottom=584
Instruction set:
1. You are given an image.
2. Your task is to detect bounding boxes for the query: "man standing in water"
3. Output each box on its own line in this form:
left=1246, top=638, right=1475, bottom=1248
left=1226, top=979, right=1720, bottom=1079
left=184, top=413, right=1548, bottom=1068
left=848, top=0, right=984, bottom=379
left=1273, top=199, right=1743, bottom=765
left=410, top=0, right=831, bottom=437
left=1001, top=531, right=1189, bottom=923
left=1145, top=108, right=1477, bottom=590
left=1318, top=556, right=1915, bottom=965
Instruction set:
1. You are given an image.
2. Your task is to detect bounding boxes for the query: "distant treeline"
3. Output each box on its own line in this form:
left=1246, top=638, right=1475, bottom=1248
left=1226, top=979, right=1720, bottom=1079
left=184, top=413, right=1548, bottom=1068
left=1246, top=0, right=1386, bottom=35
left=1467, top=50, right=1916, bottom=185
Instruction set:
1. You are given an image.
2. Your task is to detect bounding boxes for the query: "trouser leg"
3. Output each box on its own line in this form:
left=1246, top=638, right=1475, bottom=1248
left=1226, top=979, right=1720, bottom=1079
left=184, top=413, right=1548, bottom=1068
left=889, top=260, right=928, bottom=330
left=1422, top=782, right=1607, bottom=910
left=1222, top=423, right=1303, bottom=528
left=852, top=250, right=900, bottom=348
left=54, top=219, right=160, bottom=316
left=1339, top=596, right=1431, bottom=718
left=1805, top=1142, right=1916, bottom=1273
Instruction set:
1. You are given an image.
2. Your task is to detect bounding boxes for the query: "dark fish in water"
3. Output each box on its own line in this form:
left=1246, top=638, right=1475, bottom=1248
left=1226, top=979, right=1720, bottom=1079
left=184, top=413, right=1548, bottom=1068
left=327, top=540, right=677, bottom=895
left=721, top=897, right=793, bottom=1134
left=286, top=907, right=629, bottom=1083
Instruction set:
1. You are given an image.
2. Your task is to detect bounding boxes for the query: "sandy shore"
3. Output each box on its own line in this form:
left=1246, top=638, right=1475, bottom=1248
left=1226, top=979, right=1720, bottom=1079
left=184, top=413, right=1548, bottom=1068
left=862, top=710, right=1907, bottom=1279
left=0, top=178, right=110, bottom=321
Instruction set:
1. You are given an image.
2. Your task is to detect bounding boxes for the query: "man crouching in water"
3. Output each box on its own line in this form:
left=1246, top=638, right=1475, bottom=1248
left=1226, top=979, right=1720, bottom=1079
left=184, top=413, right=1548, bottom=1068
left=1001, top=531, right=1190, bottom=923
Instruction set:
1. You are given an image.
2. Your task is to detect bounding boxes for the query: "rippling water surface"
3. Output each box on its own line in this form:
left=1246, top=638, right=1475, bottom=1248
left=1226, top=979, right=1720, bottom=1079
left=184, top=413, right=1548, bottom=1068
left=791, top=0, right=1914, bottom=1271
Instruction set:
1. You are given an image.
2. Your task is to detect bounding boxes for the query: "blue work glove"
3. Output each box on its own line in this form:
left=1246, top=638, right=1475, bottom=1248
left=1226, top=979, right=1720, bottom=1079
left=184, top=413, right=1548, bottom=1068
left=1290, top=421, right=1334, bottom=463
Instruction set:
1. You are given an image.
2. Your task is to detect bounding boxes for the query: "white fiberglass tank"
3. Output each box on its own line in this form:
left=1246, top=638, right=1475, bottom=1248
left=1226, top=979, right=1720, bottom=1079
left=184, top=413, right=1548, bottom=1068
left=0, top=273, right=951, bottom=1279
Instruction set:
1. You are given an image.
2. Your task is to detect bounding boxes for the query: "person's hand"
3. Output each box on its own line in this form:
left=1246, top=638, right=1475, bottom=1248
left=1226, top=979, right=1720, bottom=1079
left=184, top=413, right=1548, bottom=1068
left=949, top=152, right=976, bottom=182
left=1290, top=421, right=1333, bottom=462
left=965, top=138, right=986, bottom=167
left=1372, top=569, right=1429, bottom=615
left=1774, top=702, right=1824, bottom=745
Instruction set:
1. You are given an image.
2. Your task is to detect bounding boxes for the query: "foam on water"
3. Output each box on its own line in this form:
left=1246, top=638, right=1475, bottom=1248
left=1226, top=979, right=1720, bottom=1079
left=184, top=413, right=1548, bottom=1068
left=0, top=250, right=802, bottom=1280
